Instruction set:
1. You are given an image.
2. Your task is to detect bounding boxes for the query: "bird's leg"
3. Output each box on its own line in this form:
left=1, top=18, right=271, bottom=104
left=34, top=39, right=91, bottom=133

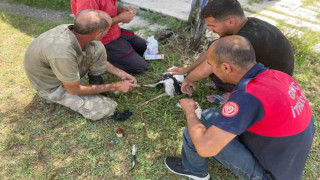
left=138, top=93, right=168, bottom=107
left=139, top=83, right=158, bottom=87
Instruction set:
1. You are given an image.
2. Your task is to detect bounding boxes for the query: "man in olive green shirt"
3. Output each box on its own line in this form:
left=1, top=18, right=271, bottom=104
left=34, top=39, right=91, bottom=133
left=24, top=9, right=139, bottom=120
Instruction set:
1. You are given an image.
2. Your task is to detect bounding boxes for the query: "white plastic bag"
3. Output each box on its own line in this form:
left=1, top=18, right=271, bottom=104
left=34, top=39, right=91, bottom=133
left=144, top=36, right=158, bottom=56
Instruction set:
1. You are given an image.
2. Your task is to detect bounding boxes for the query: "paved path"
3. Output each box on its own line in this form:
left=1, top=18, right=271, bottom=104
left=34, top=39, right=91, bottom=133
left=120, top=0, right=192, bottom=21
left=120, top=0, right=320, bottom=51
left=121, top=0, right=320, bottom=31
left=0, top=1, right=69, bottom=22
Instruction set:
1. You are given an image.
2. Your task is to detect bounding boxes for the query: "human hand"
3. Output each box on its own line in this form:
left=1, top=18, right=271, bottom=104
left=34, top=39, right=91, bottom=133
left=114, top=80, right=140, bottom=93
left=118, top=11, right=135, bottom=23
left=181, top=79, right=196, bottom=95
left=180, top=98, right=197, bottom=112
left=124, top=7, right=136, bottom=14
left=167, top=67, right=188, bottom=75
left=119, top=72, right=137, bottom=84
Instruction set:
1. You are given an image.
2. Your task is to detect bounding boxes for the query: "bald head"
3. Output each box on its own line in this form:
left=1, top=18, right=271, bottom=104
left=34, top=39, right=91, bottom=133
left=74, top=9, right=111, bottom=35
left=208, top=35, right=256, bottom=70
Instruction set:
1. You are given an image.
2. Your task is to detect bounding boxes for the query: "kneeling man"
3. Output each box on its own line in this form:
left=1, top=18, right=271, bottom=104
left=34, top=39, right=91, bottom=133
left=165, top=35, right=314, bottom=180
left=24, top=9, right=139, bottom=121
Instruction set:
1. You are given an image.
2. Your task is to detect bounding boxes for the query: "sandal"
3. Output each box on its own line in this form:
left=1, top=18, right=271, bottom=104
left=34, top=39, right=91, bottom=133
left=205, top=82, right=218, bottom=90
left=206, top=94, right=227, bottom=105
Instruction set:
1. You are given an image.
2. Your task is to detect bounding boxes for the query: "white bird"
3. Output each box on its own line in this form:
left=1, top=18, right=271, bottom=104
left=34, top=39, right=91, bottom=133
left=139, top=72, right=185, bottom=106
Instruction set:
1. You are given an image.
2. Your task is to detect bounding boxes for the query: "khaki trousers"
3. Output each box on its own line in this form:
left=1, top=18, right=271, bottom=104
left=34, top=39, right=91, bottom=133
left=38, top=86, right=117, bottom=121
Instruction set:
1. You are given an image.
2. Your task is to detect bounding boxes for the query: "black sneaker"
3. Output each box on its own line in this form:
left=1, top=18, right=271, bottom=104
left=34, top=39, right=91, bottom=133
left=88, top=74, right=104, bottom=85
left=164, top=157, right=210, bottom=180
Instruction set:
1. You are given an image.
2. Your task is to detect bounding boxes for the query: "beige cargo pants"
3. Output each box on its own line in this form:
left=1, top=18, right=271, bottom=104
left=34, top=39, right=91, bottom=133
left=38, top=86, right=117, bottom=121
left=38, top=42, right=117, bottom=121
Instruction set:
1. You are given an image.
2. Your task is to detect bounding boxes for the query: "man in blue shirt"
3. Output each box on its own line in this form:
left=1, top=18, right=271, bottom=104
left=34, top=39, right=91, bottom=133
left=164, top=35, right=314, bottom=180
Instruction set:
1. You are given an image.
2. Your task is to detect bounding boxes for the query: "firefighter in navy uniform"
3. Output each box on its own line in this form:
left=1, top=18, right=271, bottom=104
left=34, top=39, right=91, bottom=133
left=164, top=35, right=315, bottom=180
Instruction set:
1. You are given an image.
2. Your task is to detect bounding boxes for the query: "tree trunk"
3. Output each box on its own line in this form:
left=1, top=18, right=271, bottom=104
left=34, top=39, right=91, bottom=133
left=188, top=0, right=212, bottom=51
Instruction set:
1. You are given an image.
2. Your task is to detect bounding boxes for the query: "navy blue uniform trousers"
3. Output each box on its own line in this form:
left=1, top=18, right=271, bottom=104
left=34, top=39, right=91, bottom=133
left=105, top=29, right=148, bottom=73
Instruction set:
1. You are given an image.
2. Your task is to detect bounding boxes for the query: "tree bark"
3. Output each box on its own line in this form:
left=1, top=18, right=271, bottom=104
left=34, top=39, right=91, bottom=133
left=188, top=0, right=212, bottom=51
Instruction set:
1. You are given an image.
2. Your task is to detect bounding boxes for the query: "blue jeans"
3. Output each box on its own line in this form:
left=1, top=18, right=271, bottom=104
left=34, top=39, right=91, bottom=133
left=181, top=108, right=273, bottom=180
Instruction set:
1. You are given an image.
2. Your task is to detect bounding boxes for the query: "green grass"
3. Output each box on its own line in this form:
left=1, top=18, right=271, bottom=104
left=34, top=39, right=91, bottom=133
left=247, top=0, right=263, bottom=5
left=0, top=2, right=320, bottom=180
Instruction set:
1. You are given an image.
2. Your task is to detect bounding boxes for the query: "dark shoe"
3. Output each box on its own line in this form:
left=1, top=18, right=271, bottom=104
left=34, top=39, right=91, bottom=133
left=88, top=74, right=104, bottom=85
left=112, top=110, right=133, bottom=121
left=164, top=157, right=210, bottom=180
left=205, top=81, right=218, bottom=90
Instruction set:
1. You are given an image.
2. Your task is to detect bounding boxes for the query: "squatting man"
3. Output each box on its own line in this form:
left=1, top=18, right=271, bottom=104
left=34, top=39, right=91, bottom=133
left=164, top=35, right=314, bottom=180
left=24, top=9, right=140, bottom=121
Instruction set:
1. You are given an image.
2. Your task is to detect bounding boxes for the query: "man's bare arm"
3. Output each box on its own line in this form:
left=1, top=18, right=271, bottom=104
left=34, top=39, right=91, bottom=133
left=62, top=80, right=117, bottom=95
left=187, top=118, right=236, bottom=157
left=185, top=59, right=213, bottom=82
left=180, top=60, right=212, bottom=95
left=106, top=61, right=123, bottom=76
left=168, top=51, right=208, bottom=75
left=106, top=62, right=137, bottom=84
left=62, top=79, right=139, bottom=95
left=181, top=99, right=236, bottom=157
left=187, top=52, right=208, bottom=72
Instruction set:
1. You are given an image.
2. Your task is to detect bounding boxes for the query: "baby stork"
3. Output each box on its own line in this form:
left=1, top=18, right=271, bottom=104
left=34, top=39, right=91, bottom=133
left=139, top=72, right=184, bottom=106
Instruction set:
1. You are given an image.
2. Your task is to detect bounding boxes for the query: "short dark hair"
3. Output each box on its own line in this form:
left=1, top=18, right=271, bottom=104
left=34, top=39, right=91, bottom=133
left=73, top=9, right=109, bottom=34
left=211, top=36, right=256, bottom=69
left=201, top=0, right=245, bottom=20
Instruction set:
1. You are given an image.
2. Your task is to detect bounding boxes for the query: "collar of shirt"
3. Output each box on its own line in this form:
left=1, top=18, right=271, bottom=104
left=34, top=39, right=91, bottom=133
left=66, top=25, right=87, bottom=57
left=233, top=63, right=267, bottom=91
